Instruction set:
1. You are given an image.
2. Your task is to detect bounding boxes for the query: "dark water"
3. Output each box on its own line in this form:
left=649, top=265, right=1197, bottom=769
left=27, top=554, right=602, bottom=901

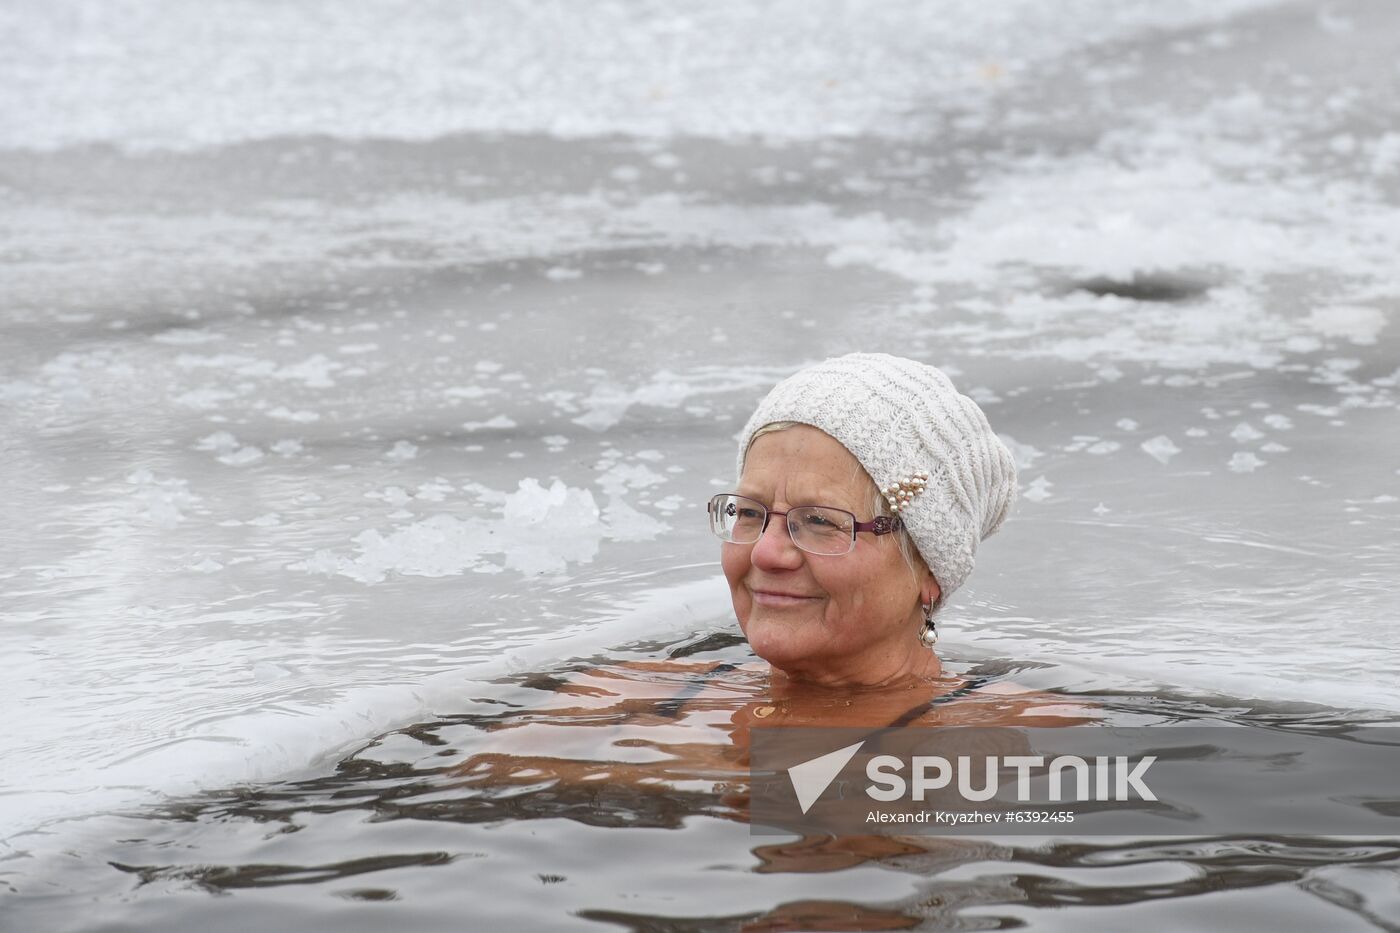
left=8, top=632, right=1400, bottom=932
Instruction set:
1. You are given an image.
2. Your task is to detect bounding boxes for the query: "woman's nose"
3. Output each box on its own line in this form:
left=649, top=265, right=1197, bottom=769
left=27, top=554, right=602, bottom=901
left=749, top=514, right=803, bottom=570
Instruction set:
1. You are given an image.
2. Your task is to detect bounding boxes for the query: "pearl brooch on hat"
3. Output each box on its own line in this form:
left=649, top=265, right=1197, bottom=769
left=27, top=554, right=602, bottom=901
left=884, top=470, right=929, bottom=514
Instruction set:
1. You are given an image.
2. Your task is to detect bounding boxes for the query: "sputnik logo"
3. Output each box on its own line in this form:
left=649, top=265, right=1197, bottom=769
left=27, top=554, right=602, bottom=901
left=787, top=741, right=865, bottom=814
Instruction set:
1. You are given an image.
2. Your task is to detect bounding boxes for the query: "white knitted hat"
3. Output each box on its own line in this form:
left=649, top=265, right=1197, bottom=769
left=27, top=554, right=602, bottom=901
left=736, top=352, right=1017, bottom=606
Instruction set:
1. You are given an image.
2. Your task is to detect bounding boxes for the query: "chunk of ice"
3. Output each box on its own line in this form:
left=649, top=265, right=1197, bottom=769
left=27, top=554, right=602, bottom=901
left=1228, top=452, right=1266, bottom=473
left=385, top=441, right=419, bottom=461
left=1230, top=422, right=1264, bottom=442
left=998, top=434, right=1042, bottom=470
left=1305, top=306, right=1386, bottom=345
left=462, top=415, right=517, bottom=431
left=1022, top=476, right=1053, bottom=502
left=1140, top=435, right=1181, bottom=464
left=267, top=406, right=320, bottom=422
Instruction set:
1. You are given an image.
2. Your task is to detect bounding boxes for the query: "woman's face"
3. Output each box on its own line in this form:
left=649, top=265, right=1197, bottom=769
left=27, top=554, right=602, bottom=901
left=721, top=424, right=939, bottom=686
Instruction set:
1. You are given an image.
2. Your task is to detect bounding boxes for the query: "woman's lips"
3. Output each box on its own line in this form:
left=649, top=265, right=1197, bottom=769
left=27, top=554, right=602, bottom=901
left=750, top=588, right=819, bottom=608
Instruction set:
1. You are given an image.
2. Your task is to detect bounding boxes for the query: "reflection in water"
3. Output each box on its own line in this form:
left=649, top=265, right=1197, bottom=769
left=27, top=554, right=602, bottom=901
left=16, top=642, right=1386, bottom=931
left=110, top=852, right=455, bottom=893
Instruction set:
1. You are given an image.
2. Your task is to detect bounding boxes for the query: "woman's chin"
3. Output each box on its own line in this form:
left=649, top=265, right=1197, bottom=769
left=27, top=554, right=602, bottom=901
left=741, top=613, right=827, bottom=668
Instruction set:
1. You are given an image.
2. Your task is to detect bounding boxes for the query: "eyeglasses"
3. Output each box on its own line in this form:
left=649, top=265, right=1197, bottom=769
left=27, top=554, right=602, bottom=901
left=706, top=493, right=902, bottom=556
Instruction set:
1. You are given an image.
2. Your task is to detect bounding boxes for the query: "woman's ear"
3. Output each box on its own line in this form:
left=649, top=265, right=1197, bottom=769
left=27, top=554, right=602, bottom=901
left=921, top=572, right=941, bottom=609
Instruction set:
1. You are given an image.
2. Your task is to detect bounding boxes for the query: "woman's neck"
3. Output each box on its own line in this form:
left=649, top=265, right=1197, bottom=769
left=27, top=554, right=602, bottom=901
left=768, top=644, right=943, bottom=695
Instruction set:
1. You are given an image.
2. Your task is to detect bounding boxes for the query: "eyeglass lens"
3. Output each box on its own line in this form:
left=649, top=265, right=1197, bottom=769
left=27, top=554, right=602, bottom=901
left=709, top=494, right=855, bottom=556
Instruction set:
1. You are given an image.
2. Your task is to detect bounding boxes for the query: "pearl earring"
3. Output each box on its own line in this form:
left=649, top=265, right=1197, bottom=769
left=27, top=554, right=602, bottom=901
left=919, top=603, right=938, bottom=647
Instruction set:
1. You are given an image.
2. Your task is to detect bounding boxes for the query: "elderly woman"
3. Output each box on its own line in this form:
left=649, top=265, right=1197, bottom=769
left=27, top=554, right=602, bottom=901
left=463, top=353, right=1035, bottom=741
left=711, top=351, right=1016, bottom=693
left=454, top=353, right=1080, bottom=884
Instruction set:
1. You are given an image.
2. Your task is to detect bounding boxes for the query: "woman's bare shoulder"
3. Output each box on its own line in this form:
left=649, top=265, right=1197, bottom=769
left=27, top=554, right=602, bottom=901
left=531, top=657, right=763, bottom=706
left=928, top=678, right=1101, bottom=727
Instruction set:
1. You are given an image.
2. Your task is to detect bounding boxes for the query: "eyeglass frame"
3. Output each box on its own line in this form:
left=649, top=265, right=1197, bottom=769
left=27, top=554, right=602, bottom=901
left=706, top=492, right=903, bottom=556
